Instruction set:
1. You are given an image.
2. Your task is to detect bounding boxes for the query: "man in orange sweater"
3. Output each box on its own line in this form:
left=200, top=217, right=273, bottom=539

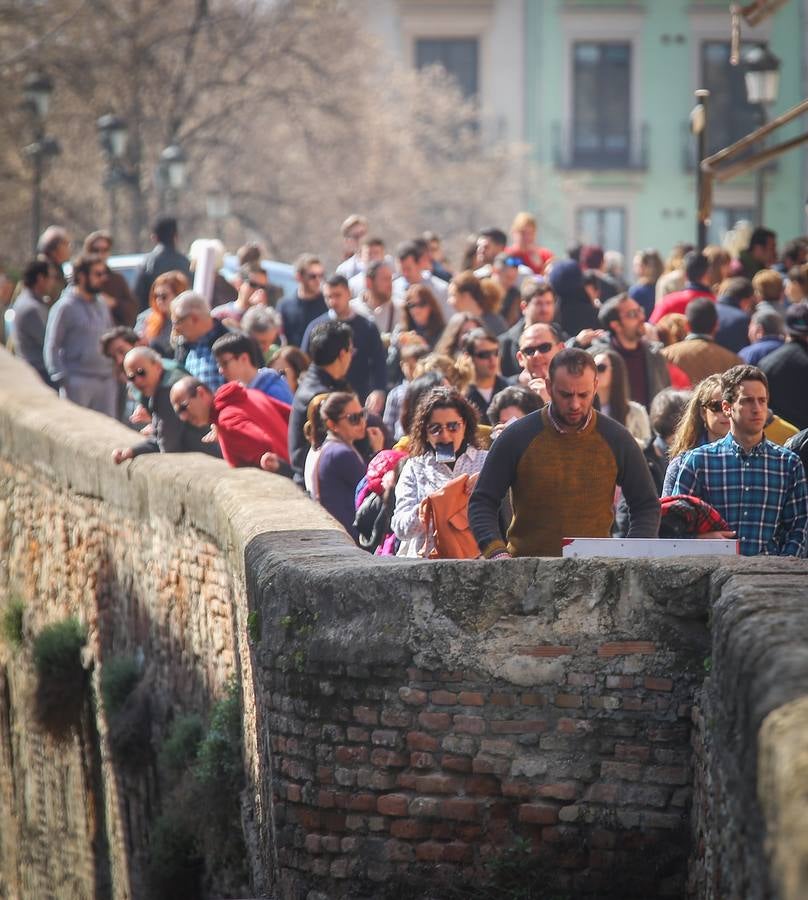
left=469, top=349, right=659, bottom=558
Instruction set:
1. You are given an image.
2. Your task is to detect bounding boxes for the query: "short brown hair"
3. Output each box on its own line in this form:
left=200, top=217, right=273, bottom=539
left=548, top=347, right=597, bottom=380
left=720, top=365, right=768, bottom=405
left=752, top=268, right=783, bottom=304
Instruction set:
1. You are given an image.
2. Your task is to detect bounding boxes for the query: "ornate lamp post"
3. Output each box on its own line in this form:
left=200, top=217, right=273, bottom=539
left=157, top=143, right=188, bottom=213
left=97, top=114, right=138, bottom=238
left=690, top=89, right=710, bottom=249
left=22, top=72, right=60, bottom=252
left=743, top=44, right=781, bottom=227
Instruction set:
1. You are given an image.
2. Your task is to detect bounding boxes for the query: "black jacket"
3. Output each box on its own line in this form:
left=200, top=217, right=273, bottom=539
left=759, top=340, right=808, bottom=430
left=133, top=243, right=191, bottom=311
left=466, top=376, right=510, bottom=425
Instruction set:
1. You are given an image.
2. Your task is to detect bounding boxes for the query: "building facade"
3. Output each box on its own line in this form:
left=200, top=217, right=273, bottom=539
left=363, top=0, right=807, bottom=260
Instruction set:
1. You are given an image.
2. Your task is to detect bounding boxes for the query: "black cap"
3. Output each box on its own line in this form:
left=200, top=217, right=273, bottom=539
left=785, top=301, right=808, bottom=336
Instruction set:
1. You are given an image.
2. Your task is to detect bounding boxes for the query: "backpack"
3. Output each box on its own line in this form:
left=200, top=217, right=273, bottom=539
left=419, top=472, right=481, bottom=560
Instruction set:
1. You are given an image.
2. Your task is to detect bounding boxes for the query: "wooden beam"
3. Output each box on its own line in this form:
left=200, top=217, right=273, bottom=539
left=712, top=131, right=808, bottom=182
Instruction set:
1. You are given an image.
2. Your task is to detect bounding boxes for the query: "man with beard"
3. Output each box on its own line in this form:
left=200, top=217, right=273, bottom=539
left=469, top=348, right=659, bottom=558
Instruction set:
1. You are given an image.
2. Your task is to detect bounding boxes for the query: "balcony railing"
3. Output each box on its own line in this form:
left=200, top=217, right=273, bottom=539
left=552, top=121, right=648, bottom=171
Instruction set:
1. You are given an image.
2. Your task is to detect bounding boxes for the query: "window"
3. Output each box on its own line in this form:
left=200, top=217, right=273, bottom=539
left=572, top=42, right=631, bottom=167
left=576, top=207, right=626, bottom=257
left=415, top=38, right=479, bottom=99
left=707, top=206, right=755, bottom=246
left=701, top=41, right=763, bottom=155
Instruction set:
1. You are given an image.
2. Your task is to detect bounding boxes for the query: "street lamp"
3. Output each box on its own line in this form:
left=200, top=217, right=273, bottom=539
left=690, top=89, right=710, bottom=249
left=157, top=143, right=188, bottom=212
left=21, top=72, right=60, bottom=252
left=743, top=43, right=781, bottom=226
left=97, top=114, right=138, bottom=238
left=206, top=190, right=230, bottom=239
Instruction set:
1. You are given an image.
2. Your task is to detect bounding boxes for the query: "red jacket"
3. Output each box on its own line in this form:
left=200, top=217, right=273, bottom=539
left=649, top=287, right=714, bottom=324
left=212, top=381, right=291, bottom=467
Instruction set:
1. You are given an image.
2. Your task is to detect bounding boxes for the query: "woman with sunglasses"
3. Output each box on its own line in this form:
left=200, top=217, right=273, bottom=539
left=662, top=374, right=729, bottom=496
left=391, top=387, right=487, bottom=557
left=135, top=270, right=189, bottom=358
left=308, top=392, right=383, bottom=543
left=397, top=285, right=445, bottom=349
left=593, top=348, right=651, bottom=446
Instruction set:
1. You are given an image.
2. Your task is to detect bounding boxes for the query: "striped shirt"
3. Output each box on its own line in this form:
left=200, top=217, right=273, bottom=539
left=671, top=432, right=808, bottom=556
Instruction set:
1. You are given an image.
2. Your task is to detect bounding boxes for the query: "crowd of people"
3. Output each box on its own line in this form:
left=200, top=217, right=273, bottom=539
left=7, top=212, right=808, bottom=559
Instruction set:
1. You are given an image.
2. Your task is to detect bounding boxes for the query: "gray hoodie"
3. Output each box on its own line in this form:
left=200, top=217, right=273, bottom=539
left=44, top=287, right=114, bottom=383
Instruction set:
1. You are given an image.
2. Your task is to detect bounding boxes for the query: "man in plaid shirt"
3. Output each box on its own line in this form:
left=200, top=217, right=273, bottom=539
left=670, top=365, right=808, bottom=556
left=170, top=291, right=229, bottom=391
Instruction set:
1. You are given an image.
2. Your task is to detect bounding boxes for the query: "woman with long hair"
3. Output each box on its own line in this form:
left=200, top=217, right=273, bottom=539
left=662, top=374, right=729, bottom=495
left=435, top=311, right=484, bottom=358
left=135, top=270, right=189, bottom=357
left=593, top=348, right=651, bottom=446
left=270, top=345, right=310, bottom=395
left=306, top=391, right=383, bottom=543
left=396, top=284, right=445, bottom=349
left=448, top=270, right=508, bottom=335
left=391, top=387, right=487, bottom=557
left=629, top=249, right=664, bottom=319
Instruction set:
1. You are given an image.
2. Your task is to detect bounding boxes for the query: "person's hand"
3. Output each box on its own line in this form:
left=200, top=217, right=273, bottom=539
left=141, top=423, right=155, bottom=436
left=418, top=498, right=429, bottom=524
left=367, top=426, right=385, bottom=454
left=643, top=322, right=659, bottom=342
left=489, top=550, right=512, bottom=560
left=574, top=328, right=604, bottom=348
left=259, top=451, right=280, bottom=472
left=366, top=390, right=386, bottom=417
left=696, top=530, right=736, bottom=540
left=398, top=331, right=428, bottom=349
left=129, top=404, right=151, bottom=425
left=111, top=447, right=134, bottom=465
left=464, top=472, right=479, bottom=494
left=527, top=377, right=550, bottom=404
left=201, top=424, right=218, bottom=444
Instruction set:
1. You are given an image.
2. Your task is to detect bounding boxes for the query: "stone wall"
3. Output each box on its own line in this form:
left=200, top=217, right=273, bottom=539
left=0, top=348, right=807, bottom=899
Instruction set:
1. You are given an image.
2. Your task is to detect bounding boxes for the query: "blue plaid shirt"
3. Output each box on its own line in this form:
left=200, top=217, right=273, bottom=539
left=671, top=432, right=808, bottom=557
left=181, top=328, right=224, bottom=392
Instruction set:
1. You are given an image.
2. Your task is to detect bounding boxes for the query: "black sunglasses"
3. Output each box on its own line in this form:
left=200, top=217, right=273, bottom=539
left=248, top=279, right=267, bottom=291
left=474, top=349, right=499, bottom=360
left=339, top=410, right=367, bottom=425
left=407, top=300, right=429, bottom=310
left=520, top=342, right=554, bottom=357
left=596, top=362, right=608, bottom=373
left=126, top=368, right=147, bottom=381
left=427, top=421, right=463, bottom=436
left=703, top=400, right=724, bottom=413
left=175, top=387, right=198, bottom=413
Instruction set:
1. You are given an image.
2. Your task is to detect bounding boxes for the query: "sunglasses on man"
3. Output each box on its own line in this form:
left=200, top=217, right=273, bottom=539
left=474, top=349, right=499, bottom=360
left=520, top=342, right=554, bottom=357
left=126, top=368, right=147, bottom=381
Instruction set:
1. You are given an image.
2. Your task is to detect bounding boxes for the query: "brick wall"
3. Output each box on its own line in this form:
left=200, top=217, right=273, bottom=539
left=1, top=349, right=808, bottom=900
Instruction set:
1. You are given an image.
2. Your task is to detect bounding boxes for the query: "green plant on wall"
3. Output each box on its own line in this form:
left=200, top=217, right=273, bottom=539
left=32, top=617, right=87, bottom=737
left=100, top=655, right=141, bottom=716
left=159, top=713, right=204, bottom=775
left=147, top=813, right=204, bottom=900
left=0, top=596, right=24, bottom=648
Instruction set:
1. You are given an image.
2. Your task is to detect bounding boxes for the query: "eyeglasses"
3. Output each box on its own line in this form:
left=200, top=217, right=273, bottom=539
left=91, top=245, right=111, bottom=254
left=621, top=308, right=643, bottom=320
left=339, top=410, right=367, bottom=425
left=407, top=300, right=429, bottom=310
left=304, top=271, right=324, bottom=281
left=596, top=363, right=609, bottom=373
left=126, top=368, right=147, bottom=381
left=248, top=280, right=267, bottom=291
left=90, top=269, right=107, bottom=279
left=520, top=342, right=554, bottom=357
left=474, top=349, right=499, bottom=360
left=703, top=400, right=724, bottom=413
left=427, top=421, right=463, bottom=437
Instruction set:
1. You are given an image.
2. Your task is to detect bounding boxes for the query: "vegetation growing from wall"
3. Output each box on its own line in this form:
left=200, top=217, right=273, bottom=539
left=0, top=596, right=24, bottom=648
left=32, top=617, right=87, bottom=736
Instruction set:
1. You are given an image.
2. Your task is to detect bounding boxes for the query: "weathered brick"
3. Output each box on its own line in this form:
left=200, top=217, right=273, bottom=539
left=567, top=672, right=596, bottom=687
left=466, top=776, right=501, bottom=797
left=330, top=858, right=350, bottom=878
left=341, top=836, right=360, bottom=852
left=591, top=829, right=617, bottom=849
left=615, top=743, right=651, bottom=762
left=556, top=718, right=593, bottom=735
left=598, top=641, right=656, bottom=657
left=398, top=687, right=428, bottom=706
left=441, top=734, right=477, bottom=755
left=554, top=694, right=583, bottom=709
left=537, top=783, right=579, bottom=801
left=618, top=784, right=668, bottom=808
left=502, top=780, right=535, bottom=799
left=440, top=798, right=481, bottom=821
left=490, top=719, right=548, bottom=734
left=644, top=676, right=674, bottom=692
left=396, top=772, right=417, bottom=790
left=377, top=794, right=409, bottom=817
left=334, top=767, right=356, bottom=787
left=438, top=670, right=464, bottom=682
left=584, top=783, right=618, bottom=804
left=457, top=691, right=485, bottom=706
left=381, top=709, right=412, bottom=728
left=335, top=745, right=369, bottom=765
left=286, top=783, right=302, bottom=802
left=317, top=765, right=334, bottom=783
left=454, top=715, right=486, bottom=734
left=442, top=754, right=473, bottom=773
left=418, top=711, right=451, bottom=731
left=353, top=706, right=379, bottom=725
left=480, top=738, right=517, bottom=757
left=430, top=822, right=454, bottom=840
left=589, top=695, right=621, bottom=710
left=518, top=803, right=558, bottom=825
left=346, top=727, right=369, bottom=743
left=520, top=693, right=546, bottom=706
left=510, top=756, right=548, bottom=778
left=371, top=729, right=399, bottom=747
left=390, top=818, right=430, bottom=839
left=347, top=793, right=377, bottom=812
left=321, top=834, right=340, bottom=853
left=385, top=839, right=415, bottom=862
left=414, top=774, right=461, bottom=795
left=406, top=731, right=439, bottom=752
left=407, top=667, right=427, bottom=682
left=317, top=789, right=336, bottom=808
left=410, top=751, right=434, bottom=769
left=431, top=690, right=458, bottom=706
left=642, top=811, right=684, bottom=830
left=601, top=761, right=642, bottom=781
left=622, top=697, right=655, bottom=712
left=408, top=797, right=441, bottom=818
left=646, top=765, right=689, bottom=785
left=473, top=754, right=511, bottom=776
left=490, top=692, right=515, bottom=706
left=606, top=675, right=635, bottom=689
left=305, top=834, right=322, bottom=853
left=370, top=749, right=408, bottom=768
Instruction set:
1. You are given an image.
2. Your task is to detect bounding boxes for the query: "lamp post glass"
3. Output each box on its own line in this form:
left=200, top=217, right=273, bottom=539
left=23, top=73, right=53, bottom=121
left=743, top=44, right=781, bottom=227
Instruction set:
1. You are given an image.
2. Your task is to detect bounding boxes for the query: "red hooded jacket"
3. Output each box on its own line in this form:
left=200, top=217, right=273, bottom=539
left=212, top=381, right=291, bottom=467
